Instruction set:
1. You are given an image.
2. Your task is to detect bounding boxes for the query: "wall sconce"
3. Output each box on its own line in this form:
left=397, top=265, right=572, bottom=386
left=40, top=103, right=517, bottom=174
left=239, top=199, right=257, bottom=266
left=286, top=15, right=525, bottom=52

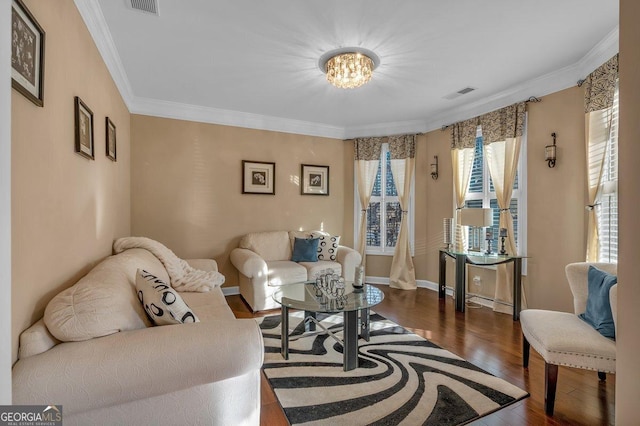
left=430, top=155, right=439, bottom=180
left=545, top=132, right=557, bottom=168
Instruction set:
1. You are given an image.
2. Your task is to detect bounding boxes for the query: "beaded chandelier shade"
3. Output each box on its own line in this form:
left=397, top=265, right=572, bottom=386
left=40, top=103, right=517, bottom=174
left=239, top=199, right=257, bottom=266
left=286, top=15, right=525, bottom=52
left=325, top=52, right=373, bottom=89
left=319, top=48, right=379, bottom=89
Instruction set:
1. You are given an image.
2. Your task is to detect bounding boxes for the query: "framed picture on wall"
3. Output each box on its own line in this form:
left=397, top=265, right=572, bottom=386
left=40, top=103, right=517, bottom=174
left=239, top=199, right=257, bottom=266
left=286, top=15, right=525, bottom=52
left=242, top=160, right=275, bottom=194
left=301, top=164, right=329, bottom=195
left=11, top=0, right=45, bottom=107
left=106, top=117, right=116, bottom=161
left=74, top=96, right=94, bottom=160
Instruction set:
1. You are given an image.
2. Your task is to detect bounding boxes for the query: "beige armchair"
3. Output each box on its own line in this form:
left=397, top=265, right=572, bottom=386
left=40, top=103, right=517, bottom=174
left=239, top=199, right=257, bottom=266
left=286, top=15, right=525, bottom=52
left=520, top=262, right=617, bottom=416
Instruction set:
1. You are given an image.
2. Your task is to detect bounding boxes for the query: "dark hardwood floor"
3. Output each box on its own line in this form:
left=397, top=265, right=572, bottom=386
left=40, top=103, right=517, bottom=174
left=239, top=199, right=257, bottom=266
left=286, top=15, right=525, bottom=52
left=226, top=285, right=615, bottom=426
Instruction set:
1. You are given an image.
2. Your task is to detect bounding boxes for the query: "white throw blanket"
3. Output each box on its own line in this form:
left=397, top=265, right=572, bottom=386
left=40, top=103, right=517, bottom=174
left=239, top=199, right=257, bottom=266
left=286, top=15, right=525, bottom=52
left=113, top=237, right=225, bottom=292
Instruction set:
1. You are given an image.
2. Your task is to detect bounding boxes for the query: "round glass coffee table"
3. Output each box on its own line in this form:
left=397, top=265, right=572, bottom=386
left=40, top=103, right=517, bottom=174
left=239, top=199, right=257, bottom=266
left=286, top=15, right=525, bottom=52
left=272, top=281, right=384, bottom=371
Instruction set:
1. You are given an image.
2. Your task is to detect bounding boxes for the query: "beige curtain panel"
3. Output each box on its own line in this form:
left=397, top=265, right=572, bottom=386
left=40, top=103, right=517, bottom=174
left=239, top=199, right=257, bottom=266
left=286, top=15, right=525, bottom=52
left=583, top=54, right=618, bottom=262
left=450, top=119, right=478, bottom=250
left=480, top=102, right=527, bottom=314
left=388, top=135, right=417, bottom=290
left=354, top=138, right=383, bottom=268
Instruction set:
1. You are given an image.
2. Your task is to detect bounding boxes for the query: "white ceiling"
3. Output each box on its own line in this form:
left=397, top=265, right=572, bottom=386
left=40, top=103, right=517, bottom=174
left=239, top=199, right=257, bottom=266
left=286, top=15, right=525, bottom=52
left=76, top=0, right=619, bottom=139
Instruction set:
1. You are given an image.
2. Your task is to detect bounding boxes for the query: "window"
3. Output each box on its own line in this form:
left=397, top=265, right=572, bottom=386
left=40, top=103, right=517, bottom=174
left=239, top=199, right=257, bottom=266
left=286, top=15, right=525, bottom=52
left=464, top=131, right=527, bottom=255
left=595, top=85, right=619, bottom=263
left=355, top=143, right=414, bottom=255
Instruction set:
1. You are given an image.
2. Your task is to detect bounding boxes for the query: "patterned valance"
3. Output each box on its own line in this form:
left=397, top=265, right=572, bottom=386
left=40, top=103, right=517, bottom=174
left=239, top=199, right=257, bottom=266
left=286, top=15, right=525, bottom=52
left=450, top=118, right=479, bottom=150
left=388, top=134, right=416, bottom=159
left=354, top=137, right=383, bottom=161
left=479, top=102, right=526, bottom=144
left=584, top=54, right=619, bottom=114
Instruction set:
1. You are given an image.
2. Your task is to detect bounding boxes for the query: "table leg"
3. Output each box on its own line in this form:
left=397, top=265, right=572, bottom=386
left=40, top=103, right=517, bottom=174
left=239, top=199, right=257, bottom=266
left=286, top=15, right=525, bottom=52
left=281, top=305, right=289, bottom=360
left=343, top=311, right=358, bottom=371
left=360, top=307, right=370, bottom=341
left=455, top=253, right=467, bottom=312
left=439, top=250, right=447, bottom=299
left=513, top=258, right=523, bottom=321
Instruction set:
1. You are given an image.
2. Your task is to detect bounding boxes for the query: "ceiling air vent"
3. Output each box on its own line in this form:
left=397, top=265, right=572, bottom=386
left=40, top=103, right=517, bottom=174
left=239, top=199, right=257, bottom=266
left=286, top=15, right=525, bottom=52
left=129, top=0, right=159, bottom=16
left=443, top=87, right=477, bottom=100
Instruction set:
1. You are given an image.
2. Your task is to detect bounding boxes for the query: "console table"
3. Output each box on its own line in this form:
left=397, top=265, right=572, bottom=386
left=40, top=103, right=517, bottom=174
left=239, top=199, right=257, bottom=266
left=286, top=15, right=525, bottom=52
left=438, top=249, right=525, bottom=321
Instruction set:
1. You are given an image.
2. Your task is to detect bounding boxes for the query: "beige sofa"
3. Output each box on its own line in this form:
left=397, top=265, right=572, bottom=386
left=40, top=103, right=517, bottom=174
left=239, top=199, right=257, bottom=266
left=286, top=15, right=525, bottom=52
left=12, top=248, right=264, bottom=426
left=230, top=230, right=361, bottom=312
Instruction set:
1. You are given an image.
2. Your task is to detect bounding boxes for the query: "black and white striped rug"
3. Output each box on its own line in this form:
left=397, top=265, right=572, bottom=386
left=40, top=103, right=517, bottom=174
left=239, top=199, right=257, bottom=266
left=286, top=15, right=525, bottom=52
left=258, top=311, right=528, bottom=425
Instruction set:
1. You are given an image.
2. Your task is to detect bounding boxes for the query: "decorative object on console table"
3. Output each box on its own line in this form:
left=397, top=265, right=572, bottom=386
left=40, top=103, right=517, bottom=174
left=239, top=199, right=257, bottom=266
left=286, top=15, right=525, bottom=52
left=301, top=164, right=329, bottom=195
left=499, top=228, right=508, bottom=255
left=242, top=160, right=275, bottom=194
left=74, top=96, right=94, bottom=160
left=459, top=208, right=493, bottom=252
left=485, top=228, right=494, bottom=254
left=105, top=117, right=116, bottom=161
left=11, top=0, right=45, bottom=107
left=443, top=217, right=452, bottom=251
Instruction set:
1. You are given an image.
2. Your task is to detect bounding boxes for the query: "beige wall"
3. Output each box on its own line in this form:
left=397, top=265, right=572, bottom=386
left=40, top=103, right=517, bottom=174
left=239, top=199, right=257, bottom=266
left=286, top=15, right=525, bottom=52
left=355, top=87, right=586, bottom=313
left=11, top=0, right=131, bottom=362
left=617, top=0, right=640, bottom=422
left=130, top=115, right=345, bottom=287
left=524, top=87, right=587, bottom=310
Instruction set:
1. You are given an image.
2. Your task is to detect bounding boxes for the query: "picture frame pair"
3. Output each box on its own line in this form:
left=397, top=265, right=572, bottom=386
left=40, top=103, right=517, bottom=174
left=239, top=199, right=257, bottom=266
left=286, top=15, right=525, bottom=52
left=74, top=96, right=117, bottom=162
left=242, top=161, right=329, bottom=196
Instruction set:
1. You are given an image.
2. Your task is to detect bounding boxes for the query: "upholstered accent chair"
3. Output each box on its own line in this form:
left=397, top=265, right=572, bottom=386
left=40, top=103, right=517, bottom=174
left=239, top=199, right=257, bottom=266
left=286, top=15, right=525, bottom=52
left=520, top=262, right=617, bottom=415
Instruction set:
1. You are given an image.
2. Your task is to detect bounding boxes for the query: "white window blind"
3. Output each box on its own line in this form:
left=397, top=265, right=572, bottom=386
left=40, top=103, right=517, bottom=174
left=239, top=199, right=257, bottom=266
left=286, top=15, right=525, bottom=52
left=595, top=85, right=619, bottom=263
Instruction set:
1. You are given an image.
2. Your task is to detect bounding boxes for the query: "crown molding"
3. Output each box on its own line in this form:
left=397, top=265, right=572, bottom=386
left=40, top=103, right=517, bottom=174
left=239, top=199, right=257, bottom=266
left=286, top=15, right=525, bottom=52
left=74, top=0, right=135, bottom=107
left=576, top=26, right=619, bottom=78
left=76, top=0, right=618, bottom=140
left=129, top=97, right=346, bottom=139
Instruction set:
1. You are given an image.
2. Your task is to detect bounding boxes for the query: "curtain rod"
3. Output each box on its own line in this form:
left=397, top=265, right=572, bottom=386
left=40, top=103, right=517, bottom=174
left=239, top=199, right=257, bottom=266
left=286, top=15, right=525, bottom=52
left=439, top=96, right=542, bottom=131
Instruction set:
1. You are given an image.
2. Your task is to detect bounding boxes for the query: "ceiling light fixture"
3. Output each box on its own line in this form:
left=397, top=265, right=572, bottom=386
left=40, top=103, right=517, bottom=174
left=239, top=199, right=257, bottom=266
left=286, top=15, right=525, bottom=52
left=319, top=48, right=380, bottom=89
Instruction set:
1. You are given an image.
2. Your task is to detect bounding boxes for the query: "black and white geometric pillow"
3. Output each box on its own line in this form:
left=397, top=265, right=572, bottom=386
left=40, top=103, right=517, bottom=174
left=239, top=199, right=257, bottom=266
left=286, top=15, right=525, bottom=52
left=135, top=269, right=199, bottom=326
left=315, top=234, right=341, bottom=261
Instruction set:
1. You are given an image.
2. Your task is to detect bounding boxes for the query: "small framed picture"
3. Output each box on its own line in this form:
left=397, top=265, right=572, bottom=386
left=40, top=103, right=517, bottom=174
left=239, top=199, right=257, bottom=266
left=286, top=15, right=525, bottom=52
left=242, top=160, right=275, bottom=194
left=106, top=117, right=116, bottom=161
left=11, top=0, right=45, bottom=107
left=301, top=164, right=329, bottom=195
left=74, top=96, right=94, bottom=160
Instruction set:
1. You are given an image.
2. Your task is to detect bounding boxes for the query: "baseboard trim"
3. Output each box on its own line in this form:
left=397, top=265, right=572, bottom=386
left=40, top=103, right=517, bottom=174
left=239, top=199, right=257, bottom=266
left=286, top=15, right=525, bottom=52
left=365, top=276, right=512, bottom=309
left=365, top=276, right=454, bottom=297
left=222, top=286, right=240, bottom=296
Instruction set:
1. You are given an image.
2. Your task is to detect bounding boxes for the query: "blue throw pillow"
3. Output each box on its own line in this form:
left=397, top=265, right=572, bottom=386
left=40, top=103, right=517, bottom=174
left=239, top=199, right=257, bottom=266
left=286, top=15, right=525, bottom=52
left=291, top=237, right=319, bottom=262
left=579, top=266, right=617, bottom=339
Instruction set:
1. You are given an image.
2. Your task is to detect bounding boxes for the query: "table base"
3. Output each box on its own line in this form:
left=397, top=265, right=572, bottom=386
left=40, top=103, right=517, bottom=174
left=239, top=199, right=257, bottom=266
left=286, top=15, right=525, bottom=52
left=280, top=307, right=370, bottom=371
